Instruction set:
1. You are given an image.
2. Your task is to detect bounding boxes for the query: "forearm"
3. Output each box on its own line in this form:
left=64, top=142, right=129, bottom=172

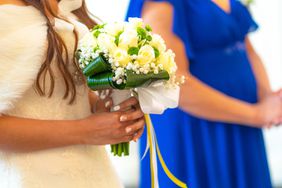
left=0, top=115, right=82, bottom=152
left=168, top=35, right=258, bottom=126
left=246, top=38, right=272, bottom=100
left=180, top=75, right=258, bottom=126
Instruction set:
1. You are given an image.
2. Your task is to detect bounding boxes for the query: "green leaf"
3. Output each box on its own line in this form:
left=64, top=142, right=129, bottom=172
left=146, top=35, right=152, bottom=41
left=137, top=27, right=147, bottom=40
left=83, top=55, right=111, bottom=77
left=127, top=47, right=139, bottom=55
left=145, top=25, right=152, bottom=32
left=93, top=46, right=99, bottom=52
left=93, top=30, right=101, bottom=38
left=115, top=31, right=123, bottom=46
left=93, top=23, right=106, bottom=30
left=125, top=70, right=169, bottom=88
left=153, top=47, right=160, bottom=58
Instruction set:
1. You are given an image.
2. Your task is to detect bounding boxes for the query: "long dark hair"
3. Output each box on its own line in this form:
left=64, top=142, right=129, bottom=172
left=23, top=0, right=96, bottom=104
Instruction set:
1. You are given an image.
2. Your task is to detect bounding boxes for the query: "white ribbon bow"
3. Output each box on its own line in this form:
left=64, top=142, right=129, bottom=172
left=111, top=82, right=180, bottom=115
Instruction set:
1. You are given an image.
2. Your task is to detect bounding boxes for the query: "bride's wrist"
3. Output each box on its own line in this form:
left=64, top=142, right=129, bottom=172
left=71, top=117, right=97, bottom=145
left=63, top=119, right=88, bottom=146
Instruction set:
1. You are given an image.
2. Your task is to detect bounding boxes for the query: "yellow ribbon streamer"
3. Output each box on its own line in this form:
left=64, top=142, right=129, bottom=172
left=145, top=114, right=155, bottom=187
left=144, top=114, right=188, bottom=188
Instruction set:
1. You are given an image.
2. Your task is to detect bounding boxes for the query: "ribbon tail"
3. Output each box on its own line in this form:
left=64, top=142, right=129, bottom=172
left=141, top=132, right=150, bottom=160
left=152, top=127, right=188, bottom=188
left=145, top=114, right=159, bottom=188
left=146, top=114, right=188, bottom=188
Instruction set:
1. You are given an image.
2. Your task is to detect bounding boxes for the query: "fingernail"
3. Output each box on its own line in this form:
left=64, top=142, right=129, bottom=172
left=113, top=105, right=120, bottom=111
left=100, top=94, right=106, bottom=100
left=125, top=127, right=132, bottom=133
left=105, top=101, right=111, bottom=108
left=120, top=115, right=127, bottom=122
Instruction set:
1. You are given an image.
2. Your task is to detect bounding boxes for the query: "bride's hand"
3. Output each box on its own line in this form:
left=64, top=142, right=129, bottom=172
left=254, top=91, right=282, bottom=128
left=93, top=90, right=113, bottom=113
left=113, top=97, right=145, bottom=141
left=78, top=100, right=145, bottom=145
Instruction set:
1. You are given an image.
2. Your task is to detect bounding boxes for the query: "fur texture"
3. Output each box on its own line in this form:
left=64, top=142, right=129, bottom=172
left=0, top=5, right=47, bottom=114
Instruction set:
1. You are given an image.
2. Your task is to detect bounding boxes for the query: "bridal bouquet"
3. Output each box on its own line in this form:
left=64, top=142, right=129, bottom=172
left=76, top=18, right=187, bottom=188
left=76, top=18, right=183, bottom=156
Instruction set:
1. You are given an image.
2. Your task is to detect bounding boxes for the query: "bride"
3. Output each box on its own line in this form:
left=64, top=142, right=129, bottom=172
left=0, top=0, right=145, bottom=187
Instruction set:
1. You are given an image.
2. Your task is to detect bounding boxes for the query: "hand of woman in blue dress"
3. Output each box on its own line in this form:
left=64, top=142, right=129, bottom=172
left=254, top=91, right=282, bottom=128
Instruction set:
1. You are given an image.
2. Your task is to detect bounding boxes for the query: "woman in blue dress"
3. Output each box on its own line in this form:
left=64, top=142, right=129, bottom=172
left=126, top=0, right=282, bottom=187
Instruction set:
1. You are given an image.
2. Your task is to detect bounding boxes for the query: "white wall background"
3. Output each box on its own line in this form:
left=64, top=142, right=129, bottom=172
left=250, top=0, right=282, bottom=186
left=86, top=0, right=282, bottom=187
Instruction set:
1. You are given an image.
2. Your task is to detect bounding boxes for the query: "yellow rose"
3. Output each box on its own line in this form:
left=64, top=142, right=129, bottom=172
left=150, top=34, right=166, bottom=53
left=157, top=50, right=177, bottom=74
left=112, top=48, right=131, bottom=67
left=137, top=45, right=155, bottom=66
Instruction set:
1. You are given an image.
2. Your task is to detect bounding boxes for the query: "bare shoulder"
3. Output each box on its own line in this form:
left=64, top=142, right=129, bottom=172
left=142, top=1, right=173, bottom=19
left=142, top=1, right=174, bottom=29
left=143, top=1, right=173, bottom=12
left=0, top=0, right=27, bottom=6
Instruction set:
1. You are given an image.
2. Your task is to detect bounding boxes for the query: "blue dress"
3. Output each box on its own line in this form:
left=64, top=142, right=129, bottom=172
left=126, top=0, right=272, bottom=188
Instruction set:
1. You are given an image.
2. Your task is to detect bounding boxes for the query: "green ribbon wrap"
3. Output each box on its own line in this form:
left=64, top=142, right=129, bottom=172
left=82, top=55, right=170, bottom=90
left=83, top=55, right=111, bottom=77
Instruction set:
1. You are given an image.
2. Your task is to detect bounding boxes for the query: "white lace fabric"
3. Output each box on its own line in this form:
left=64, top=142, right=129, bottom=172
left=0, top=5, right=123, bottom=188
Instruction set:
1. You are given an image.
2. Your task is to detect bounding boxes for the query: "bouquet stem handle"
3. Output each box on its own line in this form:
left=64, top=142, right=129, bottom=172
left=110, top=90, right=133, bottom=157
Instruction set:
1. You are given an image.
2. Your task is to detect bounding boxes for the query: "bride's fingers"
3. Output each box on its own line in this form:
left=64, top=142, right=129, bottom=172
left=121, top=135, right=134, bottom=143
left=133, top=127, right=145, bottom=142
left=119, top=108, right=144, bottom=122
left=104, top=98, right=113, bottom=109
left=113, top=97, right=138, bottom=111
left=99, top=89, right=111, bottom=100
left=121, top=118, right=145, bottom=136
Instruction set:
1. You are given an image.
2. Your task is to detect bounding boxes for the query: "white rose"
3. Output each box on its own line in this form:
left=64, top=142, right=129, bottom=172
left=157, top=50, right=177, bottom=74
left=79, top=32, right=97, bottom=48
left=97, top=33, right=117, bottom=53
left=137, top=45, right=155, bottom=66
left=119, top=28, right=138, bottom=49
left=128, top=17, right=144, bottom=28
left=104, top=22, right=124, bottom=36
left=112, top=48, right=131, bottom=67
left=150, top=34, right=166, bottom=53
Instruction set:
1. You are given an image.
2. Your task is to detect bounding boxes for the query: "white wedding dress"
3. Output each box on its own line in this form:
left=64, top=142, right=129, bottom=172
left=0, top=3, right=123, bottom=188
